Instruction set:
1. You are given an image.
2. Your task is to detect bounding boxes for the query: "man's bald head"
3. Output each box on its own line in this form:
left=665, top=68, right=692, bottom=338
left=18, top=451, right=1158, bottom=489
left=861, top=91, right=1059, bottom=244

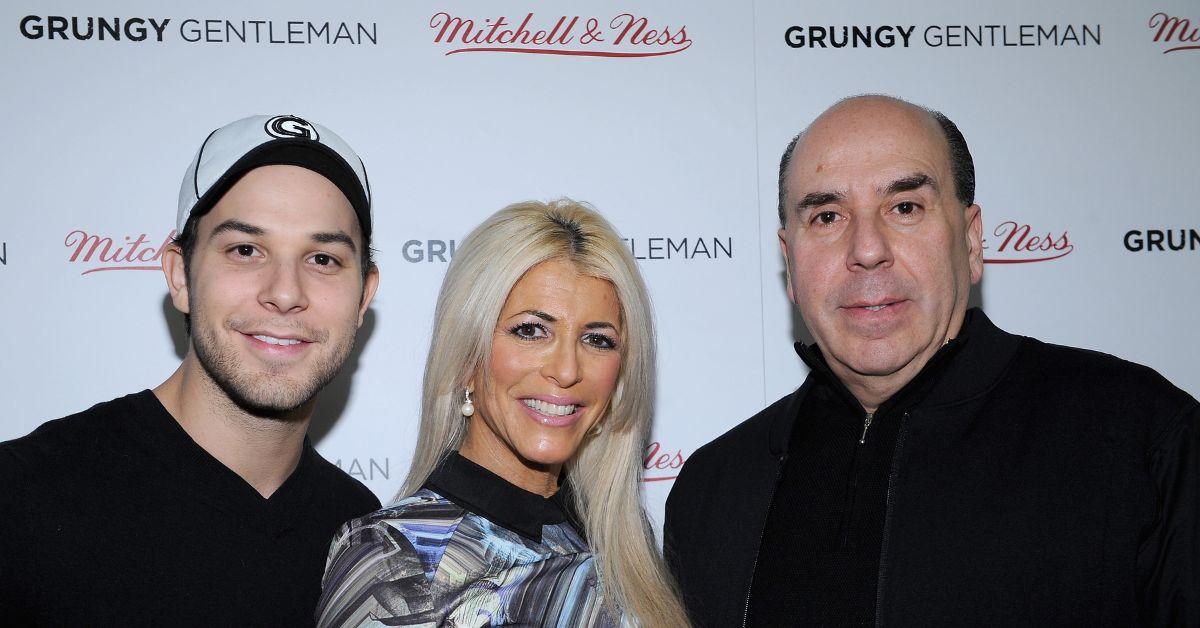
left=777, top=95, right=975, bottom=225
left=774, top=94, right=985, bottom=411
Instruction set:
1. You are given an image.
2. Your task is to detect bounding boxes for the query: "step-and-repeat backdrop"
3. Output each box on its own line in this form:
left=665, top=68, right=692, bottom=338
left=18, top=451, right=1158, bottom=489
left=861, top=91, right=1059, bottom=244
left=2, top=1, right=1197, bottom=536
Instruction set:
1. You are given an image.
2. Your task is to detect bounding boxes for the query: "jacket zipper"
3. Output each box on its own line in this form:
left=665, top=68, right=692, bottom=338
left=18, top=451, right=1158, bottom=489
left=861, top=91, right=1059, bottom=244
left=874, top=411, right=910, bottom=628
left=740, top=452, right=787, bottom=628
left=839, top=410, right=874, bottom=548
left=859, top=411, right=875, bottom=444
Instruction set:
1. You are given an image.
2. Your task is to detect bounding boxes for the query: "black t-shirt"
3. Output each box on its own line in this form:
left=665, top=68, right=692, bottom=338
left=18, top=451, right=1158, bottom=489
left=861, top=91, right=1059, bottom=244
left=0, top=390, right=381, bottom=627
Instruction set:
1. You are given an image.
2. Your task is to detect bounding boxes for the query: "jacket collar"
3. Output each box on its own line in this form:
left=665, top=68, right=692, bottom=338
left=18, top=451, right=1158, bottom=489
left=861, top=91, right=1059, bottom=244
left=769, top=380, right=812, bottom=456
left=918, top=308, right=1022, bottom=409
left=769, top=308, right=1021, bottom=455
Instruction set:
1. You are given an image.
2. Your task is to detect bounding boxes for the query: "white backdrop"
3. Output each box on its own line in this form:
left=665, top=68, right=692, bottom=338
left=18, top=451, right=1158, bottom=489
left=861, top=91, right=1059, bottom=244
left=3, top=1, right=1197, bottom=537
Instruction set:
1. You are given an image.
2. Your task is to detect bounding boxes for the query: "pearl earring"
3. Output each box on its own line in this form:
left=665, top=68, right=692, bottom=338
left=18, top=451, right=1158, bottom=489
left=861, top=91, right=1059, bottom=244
left=461, top=389, right=475, bottom=418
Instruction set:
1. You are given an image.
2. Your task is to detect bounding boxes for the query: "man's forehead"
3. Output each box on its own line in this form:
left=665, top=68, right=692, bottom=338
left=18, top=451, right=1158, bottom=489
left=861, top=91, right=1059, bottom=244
left=790, top=104, right=951, bottom=188
left=814, top=95, right=938, bottom=133
left=198, top=205, right=362, bottom=242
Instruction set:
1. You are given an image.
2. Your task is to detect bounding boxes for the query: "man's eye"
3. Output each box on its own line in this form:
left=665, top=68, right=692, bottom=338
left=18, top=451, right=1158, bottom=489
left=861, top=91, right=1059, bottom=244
left=234, top=245, right=255, bottom=257
left=894, top=201, right=917, bottom=214
left=814, top=211, right=838, bottom=225
left=314, top=254, right=334, bottom=266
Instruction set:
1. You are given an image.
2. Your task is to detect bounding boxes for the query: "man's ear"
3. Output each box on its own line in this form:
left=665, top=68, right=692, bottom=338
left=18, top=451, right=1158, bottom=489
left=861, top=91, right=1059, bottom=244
left=778, top=228, right=797, bottom=304
left=162, top=244, right=190, bottom=314
left=357, top=266, right=380, bottom=326
left=965, top=204, right=983, bottom=285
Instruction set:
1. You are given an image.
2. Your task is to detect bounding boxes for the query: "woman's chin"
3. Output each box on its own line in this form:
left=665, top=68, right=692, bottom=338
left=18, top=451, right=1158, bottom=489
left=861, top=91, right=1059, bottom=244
left=516, top=439, right=584, bottom=469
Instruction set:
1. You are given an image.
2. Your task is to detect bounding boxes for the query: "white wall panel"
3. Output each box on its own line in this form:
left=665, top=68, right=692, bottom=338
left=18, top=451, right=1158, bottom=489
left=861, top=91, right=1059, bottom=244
left=2, top=1, right=1196, bottom=539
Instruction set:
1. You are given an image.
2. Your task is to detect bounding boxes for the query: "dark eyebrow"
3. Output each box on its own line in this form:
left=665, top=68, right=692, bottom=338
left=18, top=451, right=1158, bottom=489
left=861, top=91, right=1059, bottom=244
left=207, top=219, right=264, bottom=241
left=795, top=191, right=845, bottom=212
left=312, top=231, right=357, bottom=253
left=882, top=173, right=937, bottom=196
left=206, top=221, right=357, bottom=254
left=511, top=311, right=616, bottom=331
left=520, top=310, right=557, bottom=322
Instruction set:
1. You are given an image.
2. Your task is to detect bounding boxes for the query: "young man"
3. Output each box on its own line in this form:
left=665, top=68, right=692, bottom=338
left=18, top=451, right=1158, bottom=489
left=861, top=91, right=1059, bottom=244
left=0, top=115, right=383, bottom=626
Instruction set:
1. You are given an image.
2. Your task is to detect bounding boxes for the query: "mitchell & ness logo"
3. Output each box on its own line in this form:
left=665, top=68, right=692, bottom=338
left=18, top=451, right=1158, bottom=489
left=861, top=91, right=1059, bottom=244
left=642, top=441, right=686, bottom=482
left=265, top=115, right=319, bottom=141
left=1149, top=13, right=1200, bottom=53
left=65, top=229, right=175, bottom=275
left=784, top=22, right=1100, bottom=49
left=982, top=220, right=1074, bottom=264
left=430, top=12, right=691, bottom=57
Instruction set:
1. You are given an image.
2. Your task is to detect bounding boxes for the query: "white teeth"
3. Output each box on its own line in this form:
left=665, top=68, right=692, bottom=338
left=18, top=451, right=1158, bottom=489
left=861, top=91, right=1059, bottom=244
left=522, top=399, right=577, bottom=416
left=253, top=335, right=301, bottom=346
left=864, top=305, right=887, bottom=311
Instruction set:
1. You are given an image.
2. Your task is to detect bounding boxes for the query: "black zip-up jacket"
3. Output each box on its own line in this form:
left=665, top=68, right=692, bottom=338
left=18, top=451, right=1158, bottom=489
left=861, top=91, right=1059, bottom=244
left=665, top=310, right=1199, bottom=627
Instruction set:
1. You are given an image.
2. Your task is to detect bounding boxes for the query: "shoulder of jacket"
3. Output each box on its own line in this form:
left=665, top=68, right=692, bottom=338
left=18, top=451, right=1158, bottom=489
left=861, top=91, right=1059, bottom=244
left=679, top=389, right=799, bottom=480
left=1008, top=337, right=1196, bottom=443
left=1019, top=337, right=1189, bottom=399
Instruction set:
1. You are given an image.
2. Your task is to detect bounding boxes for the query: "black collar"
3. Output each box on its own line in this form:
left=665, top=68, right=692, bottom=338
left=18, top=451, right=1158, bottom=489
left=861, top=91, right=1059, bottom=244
left=768, top=308, right=1022, bottom=455
left=794, top=317, right=969, bottom=419
left=425, top=452, right=575, bottom=542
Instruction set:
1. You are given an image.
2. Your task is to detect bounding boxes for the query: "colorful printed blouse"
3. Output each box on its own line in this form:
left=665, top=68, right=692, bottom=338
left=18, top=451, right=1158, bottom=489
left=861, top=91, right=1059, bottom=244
left=316, top=453, right=622, bottom=627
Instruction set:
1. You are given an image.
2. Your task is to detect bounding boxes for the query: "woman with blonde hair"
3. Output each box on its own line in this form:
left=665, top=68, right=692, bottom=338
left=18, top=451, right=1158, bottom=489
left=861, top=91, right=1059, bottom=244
left=316, top=199, right=689, bottom=627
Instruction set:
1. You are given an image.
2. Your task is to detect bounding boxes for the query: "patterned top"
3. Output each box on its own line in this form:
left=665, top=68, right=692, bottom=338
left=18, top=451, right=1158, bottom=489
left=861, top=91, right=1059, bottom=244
left=316, top=453, right=623, bottom=627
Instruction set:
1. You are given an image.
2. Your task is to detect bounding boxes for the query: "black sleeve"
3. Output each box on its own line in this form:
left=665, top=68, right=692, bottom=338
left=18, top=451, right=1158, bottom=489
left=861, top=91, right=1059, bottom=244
left=1138, top=400, right=1200, bottom=627
left=0, top=445, right=34, bottom=623
left=664, top=458, right=704, bottom=626
left=663, top=471, right=687, bottom=579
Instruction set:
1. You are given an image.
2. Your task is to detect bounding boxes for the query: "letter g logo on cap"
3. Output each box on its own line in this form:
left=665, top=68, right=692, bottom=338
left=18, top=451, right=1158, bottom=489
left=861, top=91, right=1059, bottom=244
left=264, top=115, right=320, bottom=141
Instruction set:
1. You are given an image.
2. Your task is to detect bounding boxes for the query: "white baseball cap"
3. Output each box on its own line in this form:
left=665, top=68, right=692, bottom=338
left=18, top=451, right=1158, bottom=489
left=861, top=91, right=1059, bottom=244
left=176, top=114, right=372, bottom=237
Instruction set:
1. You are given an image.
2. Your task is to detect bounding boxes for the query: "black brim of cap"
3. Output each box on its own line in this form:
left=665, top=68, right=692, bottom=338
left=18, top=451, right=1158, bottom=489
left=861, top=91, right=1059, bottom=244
left=187, top=139, right=371, bottom=237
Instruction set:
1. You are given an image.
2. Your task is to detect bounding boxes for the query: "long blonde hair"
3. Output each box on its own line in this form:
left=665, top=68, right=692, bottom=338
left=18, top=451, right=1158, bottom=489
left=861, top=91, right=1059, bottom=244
left=400, top=199, right=689, bottom=626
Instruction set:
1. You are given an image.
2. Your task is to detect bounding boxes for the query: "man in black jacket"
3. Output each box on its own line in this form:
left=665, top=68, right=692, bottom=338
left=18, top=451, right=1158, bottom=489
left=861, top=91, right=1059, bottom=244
left=664, top=95, right=1198, bottom=627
